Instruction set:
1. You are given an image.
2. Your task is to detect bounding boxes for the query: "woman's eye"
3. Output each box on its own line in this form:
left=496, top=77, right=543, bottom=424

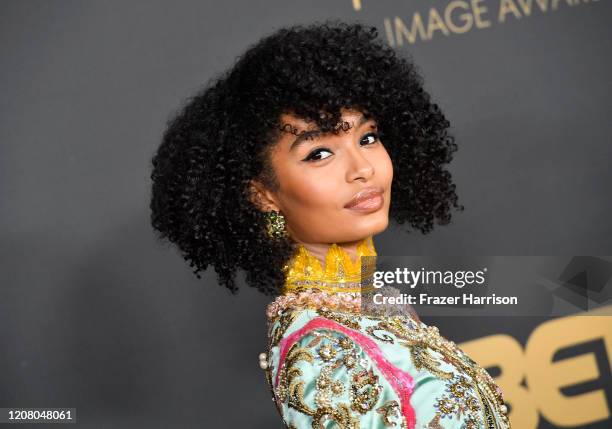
left=303, top=148, right=333, bottom=162
left=361, top=132, right=380, bottom=146
left=302, top=132, right=380, bottom=162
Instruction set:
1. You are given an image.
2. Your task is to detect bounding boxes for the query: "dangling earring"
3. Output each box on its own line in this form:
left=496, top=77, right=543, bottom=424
left=265, top=210, right=287, bottom=239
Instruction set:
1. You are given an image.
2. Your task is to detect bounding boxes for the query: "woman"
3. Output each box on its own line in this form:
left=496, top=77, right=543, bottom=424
left=150, top=20, right=511, bottom=428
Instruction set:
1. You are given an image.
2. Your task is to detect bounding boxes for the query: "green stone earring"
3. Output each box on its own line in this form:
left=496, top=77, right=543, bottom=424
left=265, top=210, right=287, bottom=239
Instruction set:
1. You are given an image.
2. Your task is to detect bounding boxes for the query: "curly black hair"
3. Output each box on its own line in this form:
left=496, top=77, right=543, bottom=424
left=149, top=19, right=464, bottom=296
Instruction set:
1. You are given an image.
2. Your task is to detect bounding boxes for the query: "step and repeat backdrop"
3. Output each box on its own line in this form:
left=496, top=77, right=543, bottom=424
left=1, top=1, right=610, bottom=428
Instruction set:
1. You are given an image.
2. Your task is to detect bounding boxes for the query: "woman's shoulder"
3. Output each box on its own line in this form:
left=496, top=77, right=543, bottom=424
left=265, top=306, right=421, bottom=359
left=261, top=306, right=511, bottom=428
left=263, top=307, right=411, bottom=427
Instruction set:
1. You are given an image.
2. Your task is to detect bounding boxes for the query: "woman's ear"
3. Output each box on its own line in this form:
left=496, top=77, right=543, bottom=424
left=248, top=179, right=281, bottom=213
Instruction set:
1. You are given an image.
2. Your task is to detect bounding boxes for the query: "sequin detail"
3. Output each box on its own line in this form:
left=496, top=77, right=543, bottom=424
left=275, top=317, right=417, bottom=428
left=282, top=236, right=377, bottom=294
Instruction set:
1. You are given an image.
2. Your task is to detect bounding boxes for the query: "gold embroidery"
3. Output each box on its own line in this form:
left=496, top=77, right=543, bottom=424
left=367, top=317, right=453, bottom=380
left=407, top=344, right=454, bottom=380
left=427, top=414, right=444, bottom=429
left=312, top=309, right=508, bottom=428
left=343, top=353, right=358, bottom=369
left=282, top=236, right=377, bottom=294
left=312, top=404, right=358, bottom=429
left=463, top=417, right=479, bottom=429
left=365, top=316, right=510, bottom=428
left=338, top=337, right=353, bottom=349
left=316, top=307, right=363, bottom=331
left=269, top=310, right=511, bottom=428
left=316, top=365, right=342, bottom=408
left=365, top=325, right=395, bottom=343
left=317, top=344, right=338, bottom=361
left=269, top=310, right=299, bottom=348
left=306, top=335, right=323, bottom=348
left=274, top=329, right=393, bottom=428
left=350, top=368, right=381, bottom=414
left=376, top=399, right=401, bottom=427
left=430, top=373, right=484, bottom=426
left=277, top=344, right=314, bottom=406
left=268, top=232, right=511, bottom=428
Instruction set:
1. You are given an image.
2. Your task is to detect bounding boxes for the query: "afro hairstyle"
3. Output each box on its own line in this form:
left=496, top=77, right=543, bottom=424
left=149, top=19, right=464, bottom=296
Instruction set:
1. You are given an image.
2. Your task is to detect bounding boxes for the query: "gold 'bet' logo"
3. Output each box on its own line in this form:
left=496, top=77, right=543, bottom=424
left=459, top=305, right=612, bottom=428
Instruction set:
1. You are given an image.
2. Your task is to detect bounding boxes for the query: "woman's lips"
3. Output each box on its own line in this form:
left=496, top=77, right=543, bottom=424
left=344, top=187, right=384, bottom=213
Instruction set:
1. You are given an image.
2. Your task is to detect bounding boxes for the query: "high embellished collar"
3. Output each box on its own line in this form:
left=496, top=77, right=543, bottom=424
left=281, top=236, right=377, bottom=295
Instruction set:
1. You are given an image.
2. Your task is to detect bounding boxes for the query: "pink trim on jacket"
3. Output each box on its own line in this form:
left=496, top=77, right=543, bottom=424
left=274, top=316, right=416, bottom=428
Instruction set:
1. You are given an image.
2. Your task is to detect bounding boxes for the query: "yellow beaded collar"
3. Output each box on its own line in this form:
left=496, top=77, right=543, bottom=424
left=281, top=236, right=378, bottom=294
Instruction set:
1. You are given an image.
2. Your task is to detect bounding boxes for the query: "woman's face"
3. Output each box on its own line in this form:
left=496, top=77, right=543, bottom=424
left=252, top=108, right=394, bottom=245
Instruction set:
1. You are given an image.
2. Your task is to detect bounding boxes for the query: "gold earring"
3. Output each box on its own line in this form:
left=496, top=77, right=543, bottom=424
left=265, top=210, right=287, bottom=239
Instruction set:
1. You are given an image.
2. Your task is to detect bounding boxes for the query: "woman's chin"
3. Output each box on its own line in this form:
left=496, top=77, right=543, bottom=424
left=348, top=214, right=390, bottom=238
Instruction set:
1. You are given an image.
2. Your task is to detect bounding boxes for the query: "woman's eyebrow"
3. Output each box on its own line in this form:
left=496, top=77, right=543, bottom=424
left=288, top=129, right=323, bottom=152
left=287, top=114, right=373, bottom=152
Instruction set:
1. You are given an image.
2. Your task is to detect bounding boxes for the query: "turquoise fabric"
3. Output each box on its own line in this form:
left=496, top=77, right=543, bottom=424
left=264, top=308, right=511, bottom=429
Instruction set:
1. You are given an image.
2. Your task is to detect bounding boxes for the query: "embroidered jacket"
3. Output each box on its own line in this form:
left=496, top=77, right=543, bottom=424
left=260, top=236, right=511, bottom=428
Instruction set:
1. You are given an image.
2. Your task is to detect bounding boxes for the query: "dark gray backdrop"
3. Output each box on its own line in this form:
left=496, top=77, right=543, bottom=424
left=1, top=1, right=610, bottom=428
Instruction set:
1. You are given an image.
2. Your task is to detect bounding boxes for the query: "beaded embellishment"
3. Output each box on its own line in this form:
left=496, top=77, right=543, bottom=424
left=266, top=287, right=421, bottom=326
left=267, top=289, right=361, bottom=320
left=282, top=236, right=377, bottom=294
left=261, top=236, right=512, bottom=428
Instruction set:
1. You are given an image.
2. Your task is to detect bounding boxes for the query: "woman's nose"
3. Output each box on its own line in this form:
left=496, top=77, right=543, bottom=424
left=345, top=145, right=374, bottom=182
